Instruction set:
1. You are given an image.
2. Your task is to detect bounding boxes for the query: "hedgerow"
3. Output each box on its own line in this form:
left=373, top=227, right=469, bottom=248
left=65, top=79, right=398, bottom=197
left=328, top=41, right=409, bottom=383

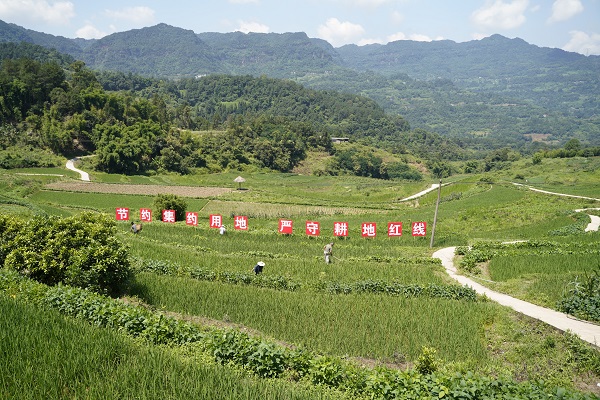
left=0, top=269, right=595, bottom=399
left=132, top=258, right=477, bottom=300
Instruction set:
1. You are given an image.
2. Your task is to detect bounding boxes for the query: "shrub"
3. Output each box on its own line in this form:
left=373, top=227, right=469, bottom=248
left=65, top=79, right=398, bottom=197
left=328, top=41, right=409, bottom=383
left=557, top=268, right=600, bottom=322
left=3, top=212, right=131, bottom=296
left=415, top=346, right=439, bottom=375
left=153, top=193, right=188, bottom=222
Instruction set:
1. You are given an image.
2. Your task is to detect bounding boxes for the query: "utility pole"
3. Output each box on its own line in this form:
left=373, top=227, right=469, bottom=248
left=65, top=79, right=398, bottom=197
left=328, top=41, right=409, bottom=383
left=429, top=179, right=442, bottom=248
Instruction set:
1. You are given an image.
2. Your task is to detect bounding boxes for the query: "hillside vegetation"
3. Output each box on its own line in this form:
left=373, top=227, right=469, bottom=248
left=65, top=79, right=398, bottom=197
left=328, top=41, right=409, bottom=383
left=1, top=21, right=599, bottom=150
left=0, top=157, right=599, bottom=398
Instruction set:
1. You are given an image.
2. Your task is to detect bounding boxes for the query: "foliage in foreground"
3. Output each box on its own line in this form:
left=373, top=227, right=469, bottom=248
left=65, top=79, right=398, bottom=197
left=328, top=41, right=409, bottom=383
left=0, top=296, right=337, bottom=400
left=0, top=212, right=131, bottom=296
left=0, top=269, right=596, bottom=399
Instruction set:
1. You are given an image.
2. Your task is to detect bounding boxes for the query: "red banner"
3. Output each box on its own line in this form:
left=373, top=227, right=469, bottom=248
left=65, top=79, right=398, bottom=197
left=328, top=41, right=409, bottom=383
left=139, top=208, right=152, bottom=222
left=279, top=219, right=293, bottom=234
left=387, top=222, right=403, bottom=237
left=305, top=221, right=320, bottom=236
left=411, top=222, right=427, bottom=236
left=361, top=222, right=377, bottom=238
left=162, top=209, right=176, bottom=223
left=186, top=212, right=198, bottom=226
left=116, top=208, right=129, bottom=221
left=333, top=221, right=349, bottom=237
left=234, top=215, right=248, bottom=230
left=209, top=214, right=222, bottom=228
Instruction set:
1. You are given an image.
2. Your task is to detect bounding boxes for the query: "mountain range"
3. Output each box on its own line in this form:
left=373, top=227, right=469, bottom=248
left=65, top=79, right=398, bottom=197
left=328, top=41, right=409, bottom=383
left=1, top=20, right=599, bottom=147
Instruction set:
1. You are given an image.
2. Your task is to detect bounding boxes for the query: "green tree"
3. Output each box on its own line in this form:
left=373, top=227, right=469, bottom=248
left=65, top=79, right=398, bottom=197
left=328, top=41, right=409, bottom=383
left=153, top=194, right=188, bottom=222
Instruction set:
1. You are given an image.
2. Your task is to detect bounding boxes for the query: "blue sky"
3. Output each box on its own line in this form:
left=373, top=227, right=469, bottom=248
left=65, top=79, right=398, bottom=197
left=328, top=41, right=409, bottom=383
left=0, top=0, right=599, bottom=55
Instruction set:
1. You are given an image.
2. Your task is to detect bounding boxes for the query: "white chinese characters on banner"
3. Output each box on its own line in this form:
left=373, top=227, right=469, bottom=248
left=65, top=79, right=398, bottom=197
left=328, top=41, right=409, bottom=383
left=387, top=222, right=403, bottom=237
left=139, top=208, right=152, bottom=222
left=305, top=221, right=320, bottom=236
left=279, top=219, right=293, bottom=234
left=115, top=208, right=129, bottom=221
left=162, top=209, right=176, bottom=223
left=234, top=216, right=248, bottom=230
left=333, top=222, right=348, bottom=237
left=186, top=212, right=198, bottom=226
left=411, top=222, right=427, bottom=237
left=361, top=222, right=377, bottom=238
left=210, top=214, right=222, bottom=228
left=116, top=209, right=428, bottom=239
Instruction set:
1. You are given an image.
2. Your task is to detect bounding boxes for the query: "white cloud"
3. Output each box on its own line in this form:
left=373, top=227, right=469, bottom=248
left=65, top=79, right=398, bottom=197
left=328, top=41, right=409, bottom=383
left=358, top=37, right=384, bottom=45
left=563, top=30, right=600, bottom=55
left=317, top=17, right=365, bottom=46
left=471, top=0, right=529, bottom=30
left=235, top=20, right=269, bottom=33
left=75, top=23, right=107, bottom=39
left=387, top=32, right=407, bottom=42
left=104, top=6, right=155, bottom=25
left=387, top=32, right=441, bottom=43
left=472, top=32, right=490, bottom=40
left=391, top=11, right=404, bottom=24
left=548, top=0, right=583, bottom=23
left=0, top=0, right=75, bottom=25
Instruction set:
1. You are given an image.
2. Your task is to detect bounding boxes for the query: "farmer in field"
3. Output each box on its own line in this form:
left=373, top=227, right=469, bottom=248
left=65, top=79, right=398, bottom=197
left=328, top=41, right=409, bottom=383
left=253, top=261, right=265, bottom=275
left=219, top=224, right=226, bottom=235
left=131, top=221, right=142, bottom=234
left=323, top=242, right=334, bottom=264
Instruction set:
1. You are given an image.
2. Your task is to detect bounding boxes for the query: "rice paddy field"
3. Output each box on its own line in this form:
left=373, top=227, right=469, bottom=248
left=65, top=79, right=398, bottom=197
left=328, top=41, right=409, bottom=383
left=1, top=157, right=600, bottom=398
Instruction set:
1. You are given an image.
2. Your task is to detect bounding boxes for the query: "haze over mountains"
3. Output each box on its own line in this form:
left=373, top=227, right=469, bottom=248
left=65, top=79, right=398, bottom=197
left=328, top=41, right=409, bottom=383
left=1, top=20, right=599, bottom=148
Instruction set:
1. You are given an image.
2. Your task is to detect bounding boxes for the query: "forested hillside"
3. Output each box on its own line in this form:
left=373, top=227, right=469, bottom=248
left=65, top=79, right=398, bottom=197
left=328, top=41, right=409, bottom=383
left=2, top=43, right=463, bottom=179
left=1, top=21, right=599, bottom=151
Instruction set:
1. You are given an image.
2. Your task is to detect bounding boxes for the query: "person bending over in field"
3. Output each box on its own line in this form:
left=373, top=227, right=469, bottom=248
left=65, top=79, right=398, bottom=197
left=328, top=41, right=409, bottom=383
left=131, top=221, right=142, bottom=234
left=253, top=261, right=265, bottom=275
left=323, top=242, right=334, bottom=264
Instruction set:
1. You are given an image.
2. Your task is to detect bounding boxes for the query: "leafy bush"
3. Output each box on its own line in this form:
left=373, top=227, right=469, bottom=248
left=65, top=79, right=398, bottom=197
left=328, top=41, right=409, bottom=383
left=2, top=212, right=131, bottom=296
left=316, top=280, right=478, bottom=301
left=0, top=145, right=63, bottom=169
left=153, top=193, right=188, bottom=222
left=415, top=346, right=439, bottom=375
left=557, top=268, right=600, bottom=322
left=549, top=212, right=590, bottom=236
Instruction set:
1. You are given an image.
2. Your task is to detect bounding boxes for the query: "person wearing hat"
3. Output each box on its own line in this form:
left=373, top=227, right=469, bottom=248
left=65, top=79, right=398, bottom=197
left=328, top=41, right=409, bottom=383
left=323, top=242, right=334, bottom=264
left=253, top=261, right=265, bottom=275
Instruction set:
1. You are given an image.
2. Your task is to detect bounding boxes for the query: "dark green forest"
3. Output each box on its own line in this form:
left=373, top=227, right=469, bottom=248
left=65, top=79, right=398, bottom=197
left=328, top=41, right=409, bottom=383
left=1, top=29, right=599, bottom=179
left=1, top=20, right=599, bottom=152
left=1, top=43, right=468, bottom=178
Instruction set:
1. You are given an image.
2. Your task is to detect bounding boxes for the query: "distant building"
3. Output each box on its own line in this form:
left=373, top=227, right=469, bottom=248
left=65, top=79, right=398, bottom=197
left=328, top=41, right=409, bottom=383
left=331, top=137, right=349, bottom=143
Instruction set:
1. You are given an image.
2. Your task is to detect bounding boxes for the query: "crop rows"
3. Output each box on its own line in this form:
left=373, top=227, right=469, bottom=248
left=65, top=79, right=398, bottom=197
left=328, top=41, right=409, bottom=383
left=1, top=269, right=594, bottom=399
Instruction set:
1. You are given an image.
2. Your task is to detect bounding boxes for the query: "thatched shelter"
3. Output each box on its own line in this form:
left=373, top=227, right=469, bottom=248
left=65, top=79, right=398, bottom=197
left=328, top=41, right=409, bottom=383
left=234, top=176, right=246, bottom=190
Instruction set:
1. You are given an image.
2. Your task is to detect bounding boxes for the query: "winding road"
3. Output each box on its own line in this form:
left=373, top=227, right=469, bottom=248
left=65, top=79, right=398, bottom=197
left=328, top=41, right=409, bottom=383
left=65, top=158, right=90, bottom=181
left=427, top=182, right=600, bottom=347
left=432, top=246, right=600, bottom=347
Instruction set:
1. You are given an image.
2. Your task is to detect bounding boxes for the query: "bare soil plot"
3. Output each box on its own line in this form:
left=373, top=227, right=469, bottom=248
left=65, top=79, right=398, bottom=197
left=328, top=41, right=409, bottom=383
left=45, top=181, right=232, bottom=198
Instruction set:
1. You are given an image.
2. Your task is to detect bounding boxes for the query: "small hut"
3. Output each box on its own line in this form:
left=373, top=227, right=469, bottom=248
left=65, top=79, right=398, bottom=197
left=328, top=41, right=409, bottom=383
left=234, top=176, right=246, bottom=190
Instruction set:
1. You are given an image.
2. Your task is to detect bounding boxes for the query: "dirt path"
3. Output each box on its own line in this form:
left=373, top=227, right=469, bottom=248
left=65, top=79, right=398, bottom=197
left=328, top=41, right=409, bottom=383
left=512, top=182, right=600, bottom=202
left=422, top=183, right=600, bottom=347
left=400, top=183, right=442, bottom=201
left=432, top=246, right=600, bottom=347
left=65, top=158, right=90, bottom=181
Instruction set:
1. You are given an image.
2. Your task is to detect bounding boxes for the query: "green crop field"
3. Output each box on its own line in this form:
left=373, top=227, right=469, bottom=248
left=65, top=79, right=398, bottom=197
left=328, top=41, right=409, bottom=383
left=1, top=157, right=600, bottom=398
